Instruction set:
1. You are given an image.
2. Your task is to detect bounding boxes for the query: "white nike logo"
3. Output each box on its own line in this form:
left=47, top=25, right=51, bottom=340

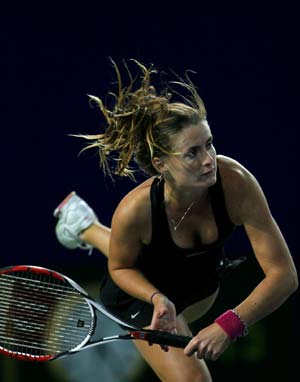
left=131, top=311, right=140, bottom=319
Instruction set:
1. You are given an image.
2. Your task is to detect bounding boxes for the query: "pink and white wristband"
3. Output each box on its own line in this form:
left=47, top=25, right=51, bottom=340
left=214, top=309, right=248, bottom=340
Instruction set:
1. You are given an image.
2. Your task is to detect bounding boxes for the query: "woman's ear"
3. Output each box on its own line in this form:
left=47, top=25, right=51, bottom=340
left=152, top=156, right=167, bottom=174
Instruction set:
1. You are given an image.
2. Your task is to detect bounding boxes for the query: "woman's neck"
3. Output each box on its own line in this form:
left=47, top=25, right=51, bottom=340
left=163, top=179, right=209, bottom=211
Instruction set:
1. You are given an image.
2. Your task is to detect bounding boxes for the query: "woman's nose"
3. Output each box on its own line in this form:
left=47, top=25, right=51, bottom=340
left=201, top=149, right=214, bottom=167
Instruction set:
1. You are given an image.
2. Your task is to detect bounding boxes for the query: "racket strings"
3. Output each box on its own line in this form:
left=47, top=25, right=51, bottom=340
left=0, top=300, right=91, bottom=329
left=0, top=271, right=94, bottom=357
left=0, top=309, right=91, bottom=341
left=0, top=280, right=91, bottom=318
left=0, top=274, right=92, bottom=325
left=1, top=273, right=80, bottom=295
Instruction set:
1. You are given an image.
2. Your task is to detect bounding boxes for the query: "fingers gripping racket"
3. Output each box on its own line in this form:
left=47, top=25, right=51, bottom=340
left=0, top=265, right=192, bottom=362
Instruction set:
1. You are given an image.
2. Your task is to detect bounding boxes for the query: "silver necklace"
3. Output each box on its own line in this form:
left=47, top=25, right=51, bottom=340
left=170, top=201, right=195, bottom=231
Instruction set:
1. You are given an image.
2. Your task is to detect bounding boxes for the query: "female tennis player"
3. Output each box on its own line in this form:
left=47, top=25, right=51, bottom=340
left=54, top=60, right=298, bottom=382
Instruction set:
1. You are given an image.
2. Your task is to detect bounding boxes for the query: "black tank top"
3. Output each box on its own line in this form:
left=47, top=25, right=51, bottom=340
left=137, top=168, right=236, bottom=311
left=101, top=168, right=236, bottom=314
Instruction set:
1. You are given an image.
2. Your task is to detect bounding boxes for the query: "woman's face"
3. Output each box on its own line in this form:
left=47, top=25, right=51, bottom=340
left=161, top=120, right=217, bottom=189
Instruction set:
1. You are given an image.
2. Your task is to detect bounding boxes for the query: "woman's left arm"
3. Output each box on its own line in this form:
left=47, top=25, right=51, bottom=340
left=184, top=165, right=298, bottom=360
left=232, top=171, right=298, bottom=325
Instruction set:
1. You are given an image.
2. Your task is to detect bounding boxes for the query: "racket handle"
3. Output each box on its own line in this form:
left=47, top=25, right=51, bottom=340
left=132, top=330, right=192, bottom=348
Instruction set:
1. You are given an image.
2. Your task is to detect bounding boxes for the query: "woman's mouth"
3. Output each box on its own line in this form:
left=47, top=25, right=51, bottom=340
left=201, top=168, right=215, bottom=176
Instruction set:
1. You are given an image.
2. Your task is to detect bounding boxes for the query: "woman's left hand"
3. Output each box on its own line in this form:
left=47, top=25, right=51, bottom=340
left=184, top=323, right=231, bottom=361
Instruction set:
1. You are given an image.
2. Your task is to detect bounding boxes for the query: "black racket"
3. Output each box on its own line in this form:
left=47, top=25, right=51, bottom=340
left=0, top=265, right=192, bottom=362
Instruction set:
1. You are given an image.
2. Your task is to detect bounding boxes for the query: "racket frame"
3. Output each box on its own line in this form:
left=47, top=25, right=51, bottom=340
left=0, top=265, right=192, bottom=362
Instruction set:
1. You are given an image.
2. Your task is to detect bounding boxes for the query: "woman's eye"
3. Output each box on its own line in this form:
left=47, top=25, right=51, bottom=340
left=184, top=151, right=196, bottom=160
left=183, top=141, right=214, bottom=161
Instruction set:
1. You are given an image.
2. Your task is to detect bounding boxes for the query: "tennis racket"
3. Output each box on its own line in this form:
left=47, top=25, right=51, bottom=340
left=0, top=265, right=192, bottom=362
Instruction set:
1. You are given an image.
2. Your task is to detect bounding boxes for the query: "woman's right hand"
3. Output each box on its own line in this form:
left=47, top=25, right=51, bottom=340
left=148, top=293, right=177, bottom=352
left=150, top=293, right=177, bottom=334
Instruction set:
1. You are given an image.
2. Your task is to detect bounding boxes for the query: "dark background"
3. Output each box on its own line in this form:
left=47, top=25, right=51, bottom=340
left=1, top=11, right=299, bottom=381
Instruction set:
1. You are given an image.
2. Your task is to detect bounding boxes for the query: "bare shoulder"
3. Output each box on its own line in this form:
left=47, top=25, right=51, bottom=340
left=217, top=155, right=271, bottom=226
left=111, top=176, right=154, bottom=240
left=217, top=155, right=252, bottom=185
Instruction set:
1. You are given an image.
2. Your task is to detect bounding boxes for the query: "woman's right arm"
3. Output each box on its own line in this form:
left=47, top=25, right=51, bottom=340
left=108, top=195, right=177, bottom=332
left=108, top=196, right=159, bottom=303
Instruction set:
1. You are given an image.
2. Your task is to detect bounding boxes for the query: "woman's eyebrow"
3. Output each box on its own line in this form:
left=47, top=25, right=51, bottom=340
left=185, top=136, right=213, bottom=151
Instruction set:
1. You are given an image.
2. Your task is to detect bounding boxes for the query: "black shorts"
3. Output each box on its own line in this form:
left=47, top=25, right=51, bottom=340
left=100, top=274, right=154, bottom=328
left=99, top=253, right=245, bottom=329
left=99, top=273, right=220, bottom=329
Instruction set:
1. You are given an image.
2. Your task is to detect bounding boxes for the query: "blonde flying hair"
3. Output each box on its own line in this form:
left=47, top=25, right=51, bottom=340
left=77, top=59, right=207, bottom=180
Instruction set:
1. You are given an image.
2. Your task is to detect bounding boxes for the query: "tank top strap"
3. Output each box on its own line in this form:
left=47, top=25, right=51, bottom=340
left=150, top=176, right=170, bottom=244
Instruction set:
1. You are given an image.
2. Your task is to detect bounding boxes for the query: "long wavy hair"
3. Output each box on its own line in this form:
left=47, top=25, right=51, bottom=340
left=76, top=59, right=207, bottom=180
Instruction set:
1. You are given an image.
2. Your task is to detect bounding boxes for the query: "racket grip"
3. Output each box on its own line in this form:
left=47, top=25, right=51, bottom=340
left=132, top=330, right=192, bottom=348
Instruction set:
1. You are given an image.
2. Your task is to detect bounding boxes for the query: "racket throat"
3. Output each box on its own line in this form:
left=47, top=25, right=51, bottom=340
left=60, top=333, right=133, bottom=358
